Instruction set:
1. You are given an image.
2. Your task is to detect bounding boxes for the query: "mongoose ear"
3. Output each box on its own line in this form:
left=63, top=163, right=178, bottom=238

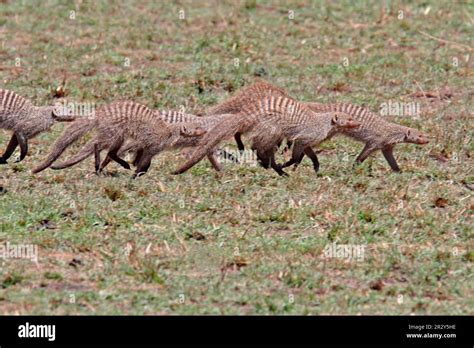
left=331, top=113, right=339, bottom=124
left=193, top=127, right=207, bottom=136
left=405, top=129, right=411, bottom=139
left=51, top=103, right=62, bottom=117
left=179, top=126, right=187, bottom=135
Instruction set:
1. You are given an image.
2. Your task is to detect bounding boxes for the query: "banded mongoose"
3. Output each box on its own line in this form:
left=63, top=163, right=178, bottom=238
left=32, top=102, right=207, bottom=177
left=204, top=80, right=289, bottom=152
left=290, top=102, right=430, bottom=172
left=0, top=89, right=75, bottom=164
left=211, top=81, right=430, bottom=172
left=202, top=80, right=322, bottom=166
left=173, top=95, right=360, bottom=176
left=98, top=110, right=237, bottom=172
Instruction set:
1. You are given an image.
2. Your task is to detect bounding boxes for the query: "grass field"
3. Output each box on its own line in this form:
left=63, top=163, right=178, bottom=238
left=0, top=0, right=472, bottom=315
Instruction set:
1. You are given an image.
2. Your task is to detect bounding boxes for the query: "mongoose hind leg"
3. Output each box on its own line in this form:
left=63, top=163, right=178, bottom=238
left=100, top=138, right=130, bottom=172
left=234, top=133, right=245, bottom=153
left=304, top=147, right=320, bottom=173
left=14, top=132, right=28, bottom=162
left=382, top=146, right=401, bottom=172
left=219, top=149, right=239, bottom=163
left=355, top=143, right=377, bottom=166
left=0, top=134, right=19, bottom=164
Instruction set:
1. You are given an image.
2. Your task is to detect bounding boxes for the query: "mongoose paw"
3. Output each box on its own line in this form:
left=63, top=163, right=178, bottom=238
left=133, top=171, right=146, bottom=179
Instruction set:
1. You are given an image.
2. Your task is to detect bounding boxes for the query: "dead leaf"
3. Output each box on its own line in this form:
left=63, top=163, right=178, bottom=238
left=433, top=197, right=449, bottom=208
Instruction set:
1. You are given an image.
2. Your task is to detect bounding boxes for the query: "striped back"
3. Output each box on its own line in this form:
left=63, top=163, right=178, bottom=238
left=158, top=109, right=196, bottom=123
left=158, top=109, right=219, bottom=128
left=98, top=101, right=157, bottom=124
left=206, top=81, right=289, bottom=115
left=307, top=103, right=383, bottom=131
left=241, top=95, right=309, bottom=125
left=0, top=89, right=32, bottom=112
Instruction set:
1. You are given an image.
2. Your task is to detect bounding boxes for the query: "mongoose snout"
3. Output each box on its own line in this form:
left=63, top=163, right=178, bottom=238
left=181, top=126, right=206, bottom=137
left=331, top=113, right=361, bottom=129
left=405, top=129, right=430, bottom=145
left=343, top=118, right=361, bottom=129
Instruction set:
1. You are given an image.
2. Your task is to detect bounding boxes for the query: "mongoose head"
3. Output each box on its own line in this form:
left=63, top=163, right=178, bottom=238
left=331, top=112, right=361, bottom=129
left=51, top=102, right=77, bottom=122
left=404, top=128, right=429, bottom=144
left=179, top=124, right=207, bottom=137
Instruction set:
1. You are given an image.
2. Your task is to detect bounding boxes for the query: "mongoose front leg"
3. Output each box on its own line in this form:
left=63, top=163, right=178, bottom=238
left=132, top=149, right=144, bottom=167
left=0, top=134, right=19, bottom=164
left=270, top=154, right=288, bottom=177
left=234, top=133, right=245, bottom=153
left=207, top=153, right=222, bottom=171
left=134, top=152, right=153, bottom=178
left=281, top=144, right=304, bottom=169
left=105, top=152, right=131, bottom=170
left=101, top=138, right=130, bottom=171
left=382, top=146, right=401, bottom=172
left=252, top=145, right=271, bottom=169
left=355, top=143, right=377, bottom=165
left=256, top=151, right=271, bottom=169
left=304, top=147, right=320, bottom=173
left=94, top=144, right=101, bottom=174
left=14, top=132, right=28, bottom=162
left=219, top=149, right=239, bottom=163
left=281, top=140, right=293, bottom=155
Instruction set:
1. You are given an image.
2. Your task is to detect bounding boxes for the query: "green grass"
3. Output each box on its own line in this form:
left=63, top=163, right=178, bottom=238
left=0, top=0, right=472, bottom=314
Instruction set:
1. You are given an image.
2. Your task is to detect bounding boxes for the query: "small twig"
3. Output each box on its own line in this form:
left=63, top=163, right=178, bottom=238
left=418, top=30, right=474, bottom=51
left=413, top=80, right=431, bottom=110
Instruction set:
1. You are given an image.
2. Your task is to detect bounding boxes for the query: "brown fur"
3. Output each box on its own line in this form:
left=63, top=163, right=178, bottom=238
left=32, top=102, right=206, bottom=177
left=0, top=89, right=76, bottom=163
left=173, top=95, right=360, bottom=176
left=99, top=111, right=229, bottom=172
left=202, top=81, right=429, bottom=172
left=303, top=102, right=429, bottom=171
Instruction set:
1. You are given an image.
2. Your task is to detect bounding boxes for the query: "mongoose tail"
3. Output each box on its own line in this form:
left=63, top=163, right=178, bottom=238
left=50, top=141, right=97, bottom=170
left=172, top=114, right=240, bottom=174
left=32, top=119, right=95, bottom=173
